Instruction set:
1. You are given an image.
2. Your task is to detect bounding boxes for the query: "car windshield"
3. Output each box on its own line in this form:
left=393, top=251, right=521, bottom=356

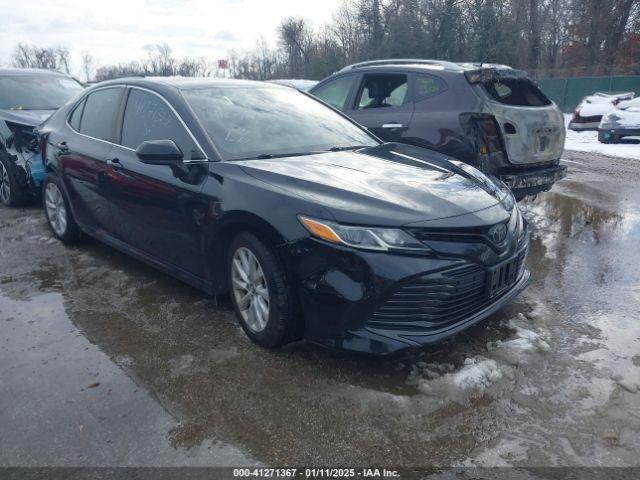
left=181, top=85, right=378, bottom=161
left=0, top=74, right=84, bottom=110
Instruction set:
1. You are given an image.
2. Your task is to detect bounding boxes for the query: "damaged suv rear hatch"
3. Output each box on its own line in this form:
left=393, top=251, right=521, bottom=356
left=466, top=66, right=566, bottom=196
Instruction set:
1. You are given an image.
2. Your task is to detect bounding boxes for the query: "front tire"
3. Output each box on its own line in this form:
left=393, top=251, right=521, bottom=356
left=43, top=173, right=80, bottom=244
left=598, top=131, right=619, bottom=144
left=227, top=232, right=300, bottom=348
left=0, top=153, right=29, bottom=206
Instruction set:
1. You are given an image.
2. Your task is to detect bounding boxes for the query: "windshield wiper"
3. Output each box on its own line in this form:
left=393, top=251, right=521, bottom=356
left=328, top=145, right=369, bottom=152
left=233, top=151, right=326, bottom=161
left=12, top=106, right=58, bottom=111
left=232, top=146, right=370, bottom=161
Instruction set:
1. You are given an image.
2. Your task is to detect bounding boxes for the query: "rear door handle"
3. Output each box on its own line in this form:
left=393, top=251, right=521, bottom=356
left=382, top=123, right=403, bottom=129
left=56, top=141, right=69, bottom=153
left=106, top=158, right=123, bottom=171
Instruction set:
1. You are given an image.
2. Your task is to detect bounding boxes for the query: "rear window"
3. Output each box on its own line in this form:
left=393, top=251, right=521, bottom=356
left=481, top=79, right=551, bottom=107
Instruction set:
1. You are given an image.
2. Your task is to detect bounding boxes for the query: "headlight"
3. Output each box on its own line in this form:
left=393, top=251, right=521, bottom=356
left=512, top=206, right=526, bottom=239
left=298, top=216, right=429, bottom=252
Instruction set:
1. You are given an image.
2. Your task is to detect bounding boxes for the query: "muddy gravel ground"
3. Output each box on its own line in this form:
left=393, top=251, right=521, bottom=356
left=1, top=150, right=639, bottom=470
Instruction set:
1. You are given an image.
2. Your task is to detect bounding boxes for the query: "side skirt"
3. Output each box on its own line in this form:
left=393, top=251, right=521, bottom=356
left=78, top=224, right=215, bottom=295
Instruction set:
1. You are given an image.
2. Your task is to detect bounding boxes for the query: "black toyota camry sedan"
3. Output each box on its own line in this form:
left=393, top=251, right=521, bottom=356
left=38, top=77, right=530, bottom=355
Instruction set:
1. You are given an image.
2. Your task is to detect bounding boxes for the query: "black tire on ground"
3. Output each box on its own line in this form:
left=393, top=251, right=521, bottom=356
left=227, top=232, right=301, bottom=348
left=0, top=153, right=30, bottom=206
left=42, top=173, right=81, bottom=244
left=598, top=131, right=619, bottom=144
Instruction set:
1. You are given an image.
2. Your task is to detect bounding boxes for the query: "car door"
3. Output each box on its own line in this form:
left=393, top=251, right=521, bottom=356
left=345, top=72, right=414, bottom=142
left=104, top=87, right=209, bottom=278
left=55, top=86, right=124, bottom=232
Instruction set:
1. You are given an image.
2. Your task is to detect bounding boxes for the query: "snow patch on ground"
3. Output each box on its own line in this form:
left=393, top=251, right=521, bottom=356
left=451, top=357, right=505, bottom=389
left=408, top=357, right=510, bottom=396
left=488, top=315, right=551, bottom=365
left=489, top=313, right=551, bottom=352
left=564, top=114, right=640, bottom=160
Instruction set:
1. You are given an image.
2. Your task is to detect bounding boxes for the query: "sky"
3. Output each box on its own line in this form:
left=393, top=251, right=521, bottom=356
left=0, top=0, right=343, bottom=77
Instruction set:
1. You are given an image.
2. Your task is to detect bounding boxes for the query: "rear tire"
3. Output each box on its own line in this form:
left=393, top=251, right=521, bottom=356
left=0, top=153, right=29, bottom=206
left=227, top=232, right=300, bottom=348
left=42, top=173, right=81, bottom=244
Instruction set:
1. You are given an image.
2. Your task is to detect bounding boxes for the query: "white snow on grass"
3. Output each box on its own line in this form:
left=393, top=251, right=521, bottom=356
left=564, top=114, right=640, bottom=159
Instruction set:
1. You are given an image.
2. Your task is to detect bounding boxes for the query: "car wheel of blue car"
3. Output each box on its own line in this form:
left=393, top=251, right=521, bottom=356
left=0, top=154, right=28, bottom=207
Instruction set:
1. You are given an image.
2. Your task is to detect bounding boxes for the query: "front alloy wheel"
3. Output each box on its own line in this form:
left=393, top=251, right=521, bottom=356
left=0, top=161, right=10, bottom=205
left=0, top=155, right=29, bottom=206
left=231, top=247, right=270, bottom=333
left=227, top=232, right=301, bottom=348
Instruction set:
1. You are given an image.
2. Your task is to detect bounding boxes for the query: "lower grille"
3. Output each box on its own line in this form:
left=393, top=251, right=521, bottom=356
left=367, top=258, right=524, bottom=334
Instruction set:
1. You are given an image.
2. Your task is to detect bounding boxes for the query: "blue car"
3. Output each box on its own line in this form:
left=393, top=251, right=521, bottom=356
left=0, top=69, right=83, bottom=206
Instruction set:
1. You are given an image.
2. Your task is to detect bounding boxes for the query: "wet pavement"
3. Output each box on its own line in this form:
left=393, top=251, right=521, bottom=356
left=1, top=150, right=639, bottom=468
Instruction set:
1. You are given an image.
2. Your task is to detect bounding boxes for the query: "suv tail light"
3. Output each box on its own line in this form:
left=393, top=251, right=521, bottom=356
left=476, top=116, right=505, bottom=155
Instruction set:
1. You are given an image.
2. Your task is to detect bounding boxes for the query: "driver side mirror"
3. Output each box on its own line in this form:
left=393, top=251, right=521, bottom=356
left=136, top=140, right=184, bottom=165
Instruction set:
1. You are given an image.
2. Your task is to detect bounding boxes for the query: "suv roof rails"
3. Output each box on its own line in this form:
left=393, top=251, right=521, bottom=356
left=338, top=59, right=463, bottom=72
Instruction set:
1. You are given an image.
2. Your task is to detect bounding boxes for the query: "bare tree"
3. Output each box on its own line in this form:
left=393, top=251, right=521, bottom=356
left=143, top=43, right=176, bottom=76
left=80, top=51, right=95, bottom=82
left=12, top=44, right=58, bottom=70
left=278, top=17, right=313, bottom=77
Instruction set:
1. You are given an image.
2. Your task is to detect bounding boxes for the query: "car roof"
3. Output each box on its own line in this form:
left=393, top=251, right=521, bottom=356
left=94, top=76, right=285, bottom=91
left=337, top=59, right=512, bottom=74
left=0, top=68, right=71, bottom=77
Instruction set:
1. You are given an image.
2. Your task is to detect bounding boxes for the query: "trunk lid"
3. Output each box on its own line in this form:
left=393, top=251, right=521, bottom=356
left=486, top=102, right=565, bottom=165
left=469, top=68, right=565, bottom=165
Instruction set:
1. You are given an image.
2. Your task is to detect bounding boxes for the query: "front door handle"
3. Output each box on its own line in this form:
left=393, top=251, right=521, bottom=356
left=56, top=141, right=69, bottom=153
left=106, top=158, right=123, bottom=171
left=381, top=123, right=403, bottom=129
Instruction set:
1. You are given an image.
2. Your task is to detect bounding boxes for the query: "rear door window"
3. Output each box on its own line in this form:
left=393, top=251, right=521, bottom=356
left=355, top=74, right=409, bottom=110
left=312, top=75, right=357, bottom=110
left=78, top=87, right=123, bottom=141
left=481, top=79, right=551, bottom=107
left=413, top=74, right=447, bottom=102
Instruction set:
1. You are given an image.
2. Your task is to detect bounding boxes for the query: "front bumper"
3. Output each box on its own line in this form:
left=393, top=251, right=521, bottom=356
left=293, top=238, right=530, bottom=355
left=499, top=164, right=567, bottom=199
left=599, top=126, right=640, bottom=138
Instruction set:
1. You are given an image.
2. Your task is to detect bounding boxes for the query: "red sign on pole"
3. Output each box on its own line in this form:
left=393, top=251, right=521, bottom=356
left=218, top=59, right=229, bottom=70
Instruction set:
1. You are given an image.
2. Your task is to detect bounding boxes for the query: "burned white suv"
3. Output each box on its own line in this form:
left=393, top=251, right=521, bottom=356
left=311, top=59, right=566, bottom=200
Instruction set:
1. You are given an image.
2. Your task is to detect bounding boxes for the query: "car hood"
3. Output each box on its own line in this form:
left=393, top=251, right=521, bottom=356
left=602, top=106, right=640, bottom=128
left=236, top=143, right=509, bottom=226
left=0, top=109, right=55, bottom=127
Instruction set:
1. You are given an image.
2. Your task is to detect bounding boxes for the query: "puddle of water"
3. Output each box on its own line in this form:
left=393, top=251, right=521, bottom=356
left=0, top=289, right=254, bottom=467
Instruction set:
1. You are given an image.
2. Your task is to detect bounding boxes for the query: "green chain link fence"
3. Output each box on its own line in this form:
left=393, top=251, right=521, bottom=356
left=537, top=76, right=640, bottom=113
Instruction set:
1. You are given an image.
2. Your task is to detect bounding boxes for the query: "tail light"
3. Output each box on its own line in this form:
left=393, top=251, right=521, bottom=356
left=476, top=116, right=505, bottom=155
left=573, top=107, right=581, bottom=119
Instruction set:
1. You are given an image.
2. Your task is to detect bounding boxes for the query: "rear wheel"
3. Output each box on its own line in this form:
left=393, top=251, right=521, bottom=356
left=43, top=174, right=80, bottom=243
left=227, top=232, right=300, bottom=348
left=0, top=154, right=29, bottom=206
